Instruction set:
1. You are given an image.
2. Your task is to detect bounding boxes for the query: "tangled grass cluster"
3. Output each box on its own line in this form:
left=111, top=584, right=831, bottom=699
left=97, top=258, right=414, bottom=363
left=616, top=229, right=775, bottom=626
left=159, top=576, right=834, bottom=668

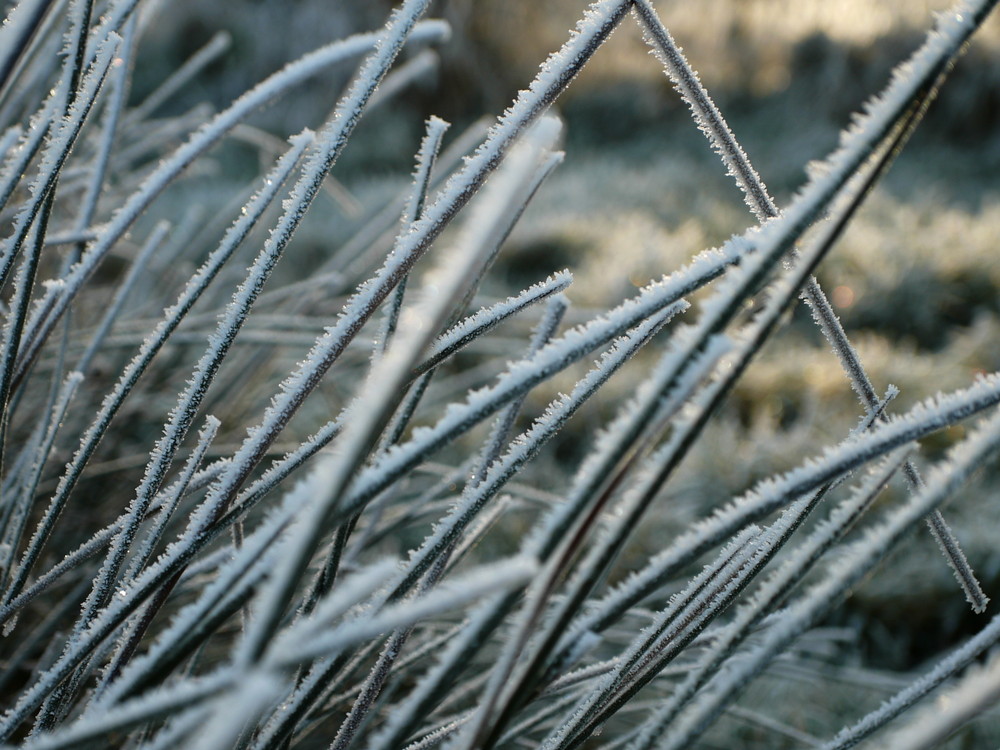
left=0, top=0, right=999, bottom=748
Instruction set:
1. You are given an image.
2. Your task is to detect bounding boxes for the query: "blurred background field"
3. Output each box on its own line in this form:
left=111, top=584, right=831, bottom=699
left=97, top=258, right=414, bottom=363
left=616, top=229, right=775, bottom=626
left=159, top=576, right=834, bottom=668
left=70, top=0, right=1000, bottom=744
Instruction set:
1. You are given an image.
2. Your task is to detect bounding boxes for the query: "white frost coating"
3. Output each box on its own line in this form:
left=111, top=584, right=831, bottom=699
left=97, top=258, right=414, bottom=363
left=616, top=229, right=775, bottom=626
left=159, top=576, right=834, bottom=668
left=632, top=0, right=774, bottom=221
left=3, top=132, right=312, bottom=607
left=348, top=295, right=691, bottom=521
left=562, top=372, right=1000, bottom=656
left=642, top=406, right=1000, bottom=750
left=648, top=0, right=993, bottom=384
left=0, top=0, right=48, bottom=90
left=823, top=610, right=1000, bottom=748
left=848, top=385, right=899, bottom=438
left=406, top=327, right=728, bottom=746
left=880, top=650, right=1000, bottom=750
left=128, top=706, right=210, bottom=750
left=362, top=566, right=533, bottom=750
left=19, top=670, right=231, bottom=750
left=81, top=0, right=142, bottom=68
left=81, top=138, right=326, bottom=631
left=122, top=415, right=220, bottom=583
left=232, top=417, right=345, bottom=512
left=466, top=293, right=567, bottom=488
left=450, top=326, right=729, bottom=748
left=206, top=178, right=727, bottom=593
left=268, top=557, right=538, bottom=668
left=0, top=430, right=334, bottom=738
left=610, top=87, right=992, bottom=623
left=340, top=243, right=742, bottom=521
left=1, top=30, right=117, bottom=256
left=14, top=133, right=313, bottom=631
left=271, top=556, right=401, bottom=646
left=540, top=524, right=762, bottom=750
left=0, top=117, right=42, bottom=222
left=749, top=1, right=982, bottom=262
left=0, top=32, right=119, bottom=371
left=407, top=116, right=451, bottom=222
left=624, top=450, right=907, bottom=750
left=374, top=115, right=451, bottom=359
left=0, top=456, right=233, bottom=624
left=524, top=329, right=732, bottom=566
left=463, top=333, right=732, bottom=743
left=0, top=439, right=347, bottom=741
left=420, top=272, right=573, bottom=373
left=546, top=159, right=887, bottom=639
left=240, top=111, right=560, bottom=668
left=639, top=0, right=987, bottom=613
left=479, top=196, right=804, bottom=679
left=120, top=17, right=469, bottom=627
left=92, top=508, right=295, bottom=710
left=187, top=670, right=283, bottom=750
left=14, top=20, right=451, bottom=377
left=530, top=519, right=772, bottom=750
left=394, top=301, right=670, bottom=599
left=403, top=716, right=470, bottom=750
left=0, top=371, right=83, bottom=584
left=250, top=657, right=350, bottom=750
left=69, top=14, right=136, bottom=278
left=394, top=0, right=630, bottom=253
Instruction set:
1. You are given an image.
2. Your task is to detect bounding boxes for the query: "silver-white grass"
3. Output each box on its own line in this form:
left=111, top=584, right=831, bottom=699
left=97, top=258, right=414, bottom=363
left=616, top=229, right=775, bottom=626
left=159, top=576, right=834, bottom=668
left=631, top=0, right=775, bottom=222
left=0, top=370, right=83, bottom=585
left=622, top=449, right=908, bottom=750
left=879, top=650, right=1000, bottom=750
left=0, top=99, right=53, bottom=220
left=15, top=20, right=451, bottom=377
left=395, top=302, right=671, bottom=600
left=464, top=333, right=733, bottom=733
left=636, top=0, right=986, bottom=614
left=0, top=32, right=119, bottom=324
left=642, top=407, right=1000, bottom=750
left=187, top=669, right=284, bottom=750
left=557, top=372, right=1000, bottom=661
left=540, top=525, right=764, bottom=750
left=16, top=671, right=231, bottom=750
left=239, top=111, right=559, bottom=671
left=418, top=272, right=573, bottom=376
left=121, top=414, right=220, bottom=583
left=340, top=295, right=695, bottom=523
left=373, top=115, right=450, bottom=361
left=3, top=0, right=998, bottom=745
left=92, top=511, right=299, bottom=710
left=269, top=556, right=539, bottom=669
left=1, top=131, right=313, bottom=608
left=821, top=611, right=1000, bottom=748
left=62, top=9, right=134, bottom=272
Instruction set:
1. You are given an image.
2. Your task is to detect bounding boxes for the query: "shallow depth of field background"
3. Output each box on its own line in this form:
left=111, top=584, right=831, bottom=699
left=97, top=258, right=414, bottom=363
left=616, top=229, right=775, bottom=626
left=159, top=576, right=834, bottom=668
left=105, top=0, right=1000, bottom=742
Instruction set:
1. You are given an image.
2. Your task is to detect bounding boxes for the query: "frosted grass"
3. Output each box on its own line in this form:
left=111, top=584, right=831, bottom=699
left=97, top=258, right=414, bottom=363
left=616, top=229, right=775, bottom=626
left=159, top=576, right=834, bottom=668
left=2, top=0, right=998, bottom=746
left=12, top=20, right=451, bottom=385
left=634, top=407, right=1000, bottom=750
left=1, top=132, right=313, bottom=607
left=633, top=0, right=988, bottom=613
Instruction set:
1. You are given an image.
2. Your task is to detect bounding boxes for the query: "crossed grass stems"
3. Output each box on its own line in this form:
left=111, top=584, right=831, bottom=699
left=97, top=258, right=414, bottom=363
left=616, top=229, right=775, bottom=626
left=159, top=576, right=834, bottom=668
left=0, top=0, right=998, bottom=748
